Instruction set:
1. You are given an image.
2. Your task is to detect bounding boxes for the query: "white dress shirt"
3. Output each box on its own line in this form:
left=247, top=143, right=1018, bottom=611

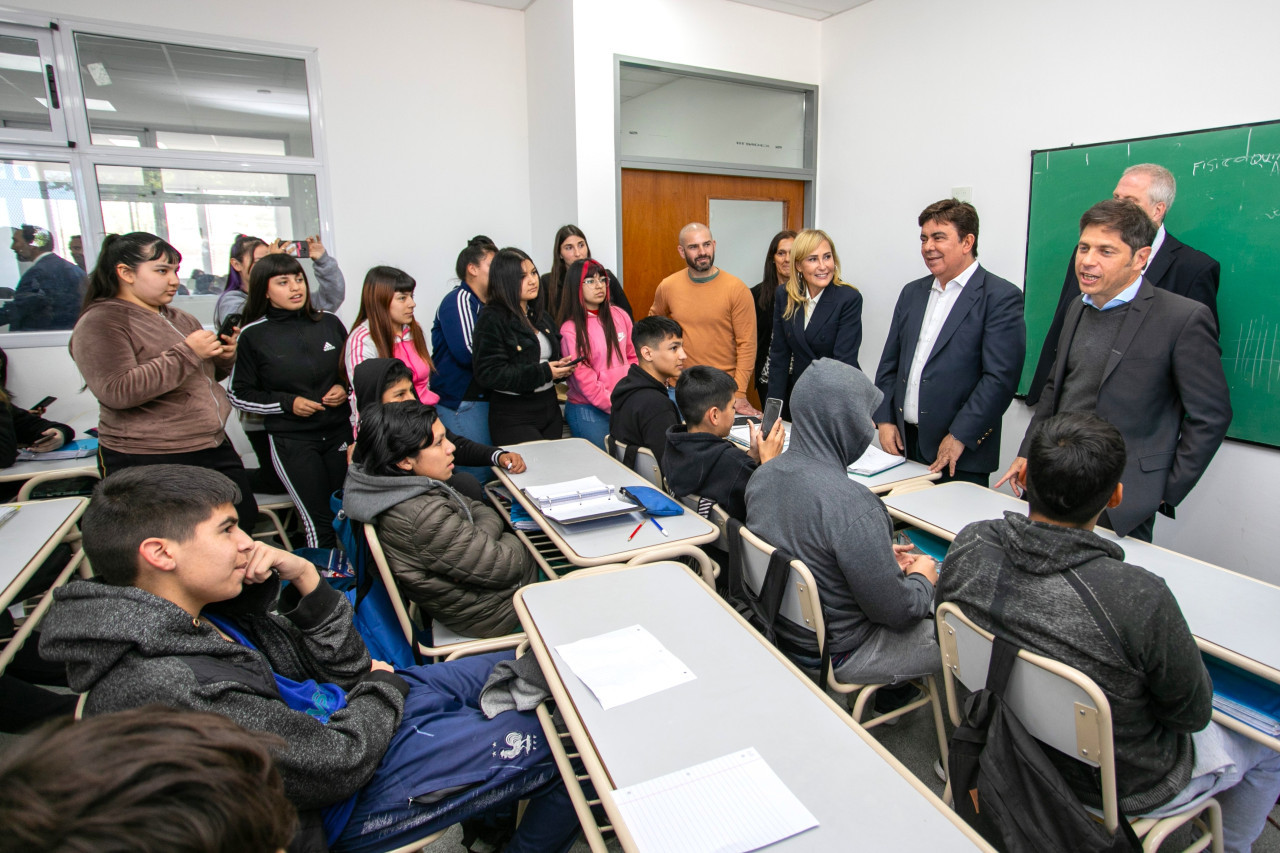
left=803, top=286, right=824, bottom=328
left=904, top=259, right=979, bottom=424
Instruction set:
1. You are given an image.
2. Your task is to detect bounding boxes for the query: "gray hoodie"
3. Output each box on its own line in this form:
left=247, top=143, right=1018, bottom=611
left=745, top=359, right=934, bottom=656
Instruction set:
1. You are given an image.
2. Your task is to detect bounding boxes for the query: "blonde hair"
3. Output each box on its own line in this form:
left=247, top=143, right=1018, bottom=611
left=782, top=229, right=854, bottom=321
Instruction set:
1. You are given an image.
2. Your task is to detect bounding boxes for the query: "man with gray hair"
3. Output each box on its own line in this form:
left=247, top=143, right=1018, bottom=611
left=650, top=222, right=759, bottom=415
left=1027, top=163, right=1220, bottom=404
left=0, top=225, right=87, bottom=331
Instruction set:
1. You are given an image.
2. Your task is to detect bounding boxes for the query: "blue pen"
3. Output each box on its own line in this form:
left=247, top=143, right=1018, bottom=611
left=650, top=517, right=668, bottom=537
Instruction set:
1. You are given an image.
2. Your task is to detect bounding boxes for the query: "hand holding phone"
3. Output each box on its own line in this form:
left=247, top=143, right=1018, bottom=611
left=218, top=313, right=243, bottom=341
left=761, top=397, right=783, bottom=440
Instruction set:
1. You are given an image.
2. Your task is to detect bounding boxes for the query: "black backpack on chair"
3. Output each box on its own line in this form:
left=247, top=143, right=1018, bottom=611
left=948, top=633, right=1142, bottom=853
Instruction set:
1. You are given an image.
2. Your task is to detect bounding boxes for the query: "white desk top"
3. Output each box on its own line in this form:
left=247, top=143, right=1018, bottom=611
left=0, top=453, right=98, bottom=483
left=730, top=423, right=938, bottom=494
left=883, top=482, right=1280, bottom=682
left=0, top=498, right=87, bottom=597
left=518, top=562, right=991, bottom=851
left=496, top=438, right=717, bottom=564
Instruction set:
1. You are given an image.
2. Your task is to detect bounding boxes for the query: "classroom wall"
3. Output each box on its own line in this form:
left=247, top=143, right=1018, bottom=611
left=525, top=0, right=580, bottom=267
left=567, top=0, right=821, bottom=276
left=817, top=0, right=1280, bottom=582
left=3, top=0, right=532, bottom=442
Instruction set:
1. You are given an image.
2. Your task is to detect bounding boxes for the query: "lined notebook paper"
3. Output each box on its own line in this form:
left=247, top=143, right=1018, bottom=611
left=555, top=625, right=695, bottom=710
left=613, top=748, right=818, bottom=852
left=521, top=476, right=639, bottom=523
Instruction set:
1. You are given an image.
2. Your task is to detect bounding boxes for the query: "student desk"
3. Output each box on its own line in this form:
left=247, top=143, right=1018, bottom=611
left=0, top=454, right=99, bottom=501
left=882, top=482, right=1280, bottom=751
left=515, top=561, right=995, bottom=852
left=0, top=497, right=88, bottom=674
left=493, top=438, right=718, bottom=568
left=729, top=424, right=940, bottom=494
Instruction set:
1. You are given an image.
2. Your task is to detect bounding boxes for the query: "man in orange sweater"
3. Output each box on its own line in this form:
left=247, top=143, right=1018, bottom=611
left=650, top=223, right=760, bottom=416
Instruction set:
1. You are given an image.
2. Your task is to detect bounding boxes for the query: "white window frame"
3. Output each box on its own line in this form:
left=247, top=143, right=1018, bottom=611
left=0, top=19, right=69, bottom=146
left=0, top=12, right=334, bottom=348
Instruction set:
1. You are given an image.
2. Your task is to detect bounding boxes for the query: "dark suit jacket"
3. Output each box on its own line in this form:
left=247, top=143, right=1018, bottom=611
left=1022, top=281, right=1230, bottom=537
left=1027, top=232, right=1220, bottom=404
left=873, top=265, right=1024, bottom=475
left=765, top=283, right=861, bottom=403
left=0, top=253, right=86, bottom=331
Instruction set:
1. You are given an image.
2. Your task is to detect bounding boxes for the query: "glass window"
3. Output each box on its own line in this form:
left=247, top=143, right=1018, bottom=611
left=74, top=33, right=313, bottom=157
left=95, top=164, right=319, bottom=323
left=0, top=159, right=84, bottom=331
left=0, top=24, right=68, bottom=145
left=620, top=65, right=807, bottom=170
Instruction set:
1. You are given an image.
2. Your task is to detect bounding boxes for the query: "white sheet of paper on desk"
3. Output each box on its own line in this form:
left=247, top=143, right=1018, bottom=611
left=848, top=444, right=906, bottom=476
left=613, top=747, right=818, bottom=853
left=555, top=624, right=694, bottom=710
left=729, top=424, right=790, bottom=450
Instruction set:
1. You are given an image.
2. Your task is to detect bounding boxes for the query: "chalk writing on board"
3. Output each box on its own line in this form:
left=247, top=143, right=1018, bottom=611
left=1228, top=319, right=1280, bottom=392
left=1192, top=153, right=1280, bottom=176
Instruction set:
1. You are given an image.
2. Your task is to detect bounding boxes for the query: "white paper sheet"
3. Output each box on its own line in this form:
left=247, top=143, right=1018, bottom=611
left=555, top=625, right=695, bottom=710
left=847, top=444, right=906, bottom=477
left=522, top=475, right=638, bottom=523
left=729, top=423, right=790, bottom=450
left=613, top=747, right=819, bottom=853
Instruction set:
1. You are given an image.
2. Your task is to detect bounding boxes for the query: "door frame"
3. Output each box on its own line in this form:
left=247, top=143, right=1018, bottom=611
left=613, top=55, right=818, bottom=281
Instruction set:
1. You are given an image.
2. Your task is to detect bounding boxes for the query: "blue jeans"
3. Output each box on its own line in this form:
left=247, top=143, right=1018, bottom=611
left=333, top=652, right=579, bottom=853
left=565, top=402, right=610, bottom=450
left=438, top=400, right=495, bottom=484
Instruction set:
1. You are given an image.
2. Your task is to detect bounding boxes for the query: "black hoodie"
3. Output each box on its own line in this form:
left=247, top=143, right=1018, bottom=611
left=664, top=424, right=757, bottom=521
left=609, top=364, right=680, bottom=468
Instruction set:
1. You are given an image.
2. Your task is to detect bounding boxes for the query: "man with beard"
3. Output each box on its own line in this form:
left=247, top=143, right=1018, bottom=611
left=650, top=222, right=759, bottom=415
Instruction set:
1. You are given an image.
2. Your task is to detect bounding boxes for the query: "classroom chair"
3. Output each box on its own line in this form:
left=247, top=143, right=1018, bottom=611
left=678, top=493, right=731, bottom=552
left=936, top=602, right=1223, bottom=853
left=483, top=482, right=578, bottom=580
left=737, top=525, right=950, bottom=768
left=15, top=468, right=100, bottom=501
left=363, top=523, right=525, bottom=662
left=602, top=434, right=667, bottom=491
left=253, top=493, right=296, bottom=551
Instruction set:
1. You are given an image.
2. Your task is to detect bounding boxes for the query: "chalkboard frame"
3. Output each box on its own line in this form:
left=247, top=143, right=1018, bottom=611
left=1021, top=118, right=1280, bottom=450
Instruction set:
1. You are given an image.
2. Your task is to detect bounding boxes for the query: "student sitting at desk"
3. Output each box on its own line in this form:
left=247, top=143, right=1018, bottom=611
left=665, top=365, right=784, bottom=521
left=609, top=315, right=685, bottom=469
left=746, top=359, right=940, bottom=705
left=343, top=401, right=536, bottom=638
left=40, top=465, right=578, bottom=853
left=937, top=411, right=1280, bottom=852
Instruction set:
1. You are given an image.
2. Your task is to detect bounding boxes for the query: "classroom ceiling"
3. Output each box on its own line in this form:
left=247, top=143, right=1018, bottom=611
left=457, top=0, right=876, bottom=19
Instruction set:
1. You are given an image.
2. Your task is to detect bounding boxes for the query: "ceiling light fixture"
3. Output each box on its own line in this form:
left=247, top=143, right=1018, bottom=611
left=86, top=62, right=112, bottom=86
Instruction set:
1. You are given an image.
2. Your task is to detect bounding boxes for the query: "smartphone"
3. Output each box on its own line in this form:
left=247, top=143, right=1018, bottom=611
left=563, top=354, right=586, bottom=367
left=283, top=240, right=310, bottom=258
left=31, top=395, right=56, bottom=411
left=761, top=397, right=784, bottom=438
left=218, top=313, right=243, bottom=340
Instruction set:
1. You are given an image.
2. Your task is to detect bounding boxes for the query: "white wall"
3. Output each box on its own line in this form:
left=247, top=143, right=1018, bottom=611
left=569, top=0, right=822, bottom=272
left=818, top=0, right=1280, bottom=582
left=525, top=0, right=580, bottom=269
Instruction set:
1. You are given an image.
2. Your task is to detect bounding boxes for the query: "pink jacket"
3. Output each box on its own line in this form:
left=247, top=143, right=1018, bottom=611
left=345, top=321, right=440, bottom=412
left=559, top=307, right=637, bottom=412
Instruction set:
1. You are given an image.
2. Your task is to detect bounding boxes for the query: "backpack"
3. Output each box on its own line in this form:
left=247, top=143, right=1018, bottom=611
left=948, top=633, right=1142, bottom=853
left=330, top=489, right=420, bottom=670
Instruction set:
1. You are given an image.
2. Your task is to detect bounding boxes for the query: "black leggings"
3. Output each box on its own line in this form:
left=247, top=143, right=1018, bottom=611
left=99, top=439, right=258, bottom=535
left=489, top=388, right=562, bottom=445
left=268, top=430, right=349, bottom=549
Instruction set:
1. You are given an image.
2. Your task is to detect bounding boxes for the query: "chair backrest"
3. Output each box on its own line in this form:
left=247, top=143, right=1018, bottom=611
left=936, top=601, right=1121, bottom=826
left=679, top=493, right=731, bottom=552
left=362, top=523, right=419, bottom=647
left=737, top=525, right=823, bottom=648
left=604, top=434, right=666, bottom=490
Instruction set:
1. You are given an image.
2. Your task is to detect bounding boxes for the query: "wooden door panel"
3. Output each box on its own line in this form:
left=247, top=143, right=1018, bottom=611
left=620, top=169, right=805, bottom=319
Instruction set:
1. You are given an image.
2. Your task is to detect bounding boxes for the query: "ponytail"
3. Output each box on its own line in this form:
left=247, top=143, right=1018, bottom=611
left=81, top=233, right=182, bottom=315
left=454, top=235, right=497, bottom=282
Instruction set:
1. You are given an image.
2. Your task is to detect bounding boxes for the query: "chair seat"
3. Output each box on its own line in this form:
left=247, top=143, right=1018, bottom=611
left=432, top=619, right=479, bottom=647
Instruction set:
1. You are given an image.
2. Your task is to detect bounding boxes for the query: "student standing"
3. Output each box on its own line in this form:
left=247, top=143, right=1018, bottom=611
left=558, top=258, right=636, bottom=450
left=540, top=224, right=632, bottom=322
left=229, top=254, right=351, bottom=548
left=69, top=231, right=256, bottom=531
left=750, top=230, right=795, bottom=396
left=345, top=265, right=438, bottom=414
left=471, top=248, right=576, bottom=444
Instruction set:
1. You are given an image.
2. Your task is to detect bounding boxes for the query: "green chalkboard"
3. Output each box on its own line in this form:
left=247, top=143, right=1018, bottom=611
left=1021, top=120, right=1280, bottom=448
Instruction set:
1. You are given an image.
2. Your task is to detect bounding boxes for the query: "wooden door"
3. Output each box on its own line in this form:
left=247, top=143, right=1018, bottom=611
left=620, top=169, right=806, bottom=318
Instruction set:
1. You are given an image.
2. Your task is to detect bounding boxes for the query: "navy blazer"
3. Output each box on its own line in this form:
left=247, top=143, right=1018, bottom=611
left=1023, top=281, right=1230, bottom=537
left=765, top=283, right=862, bottom=403
left=873, top=265, right=1024, bottom=475
left=1027, top=232, right=1220, bottom=404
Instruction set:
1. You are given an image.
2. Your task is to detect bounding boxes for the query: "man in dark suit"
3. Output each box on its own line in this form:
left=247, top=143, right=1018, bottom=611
left=997, top=199, right=1231, bottom=542
left=874, top=199, right=1025, bottom=486
left=1026, top=163, right=1220, bottom=404
left=1, top=225, right=87, bottom=331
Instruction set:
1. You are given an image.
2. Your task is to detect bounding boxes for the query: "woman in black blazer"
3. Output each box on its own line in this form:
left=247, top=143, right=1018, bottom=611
left=472, top=247, right=577, bottom=443
left=766, top=229, right=862, bottom=409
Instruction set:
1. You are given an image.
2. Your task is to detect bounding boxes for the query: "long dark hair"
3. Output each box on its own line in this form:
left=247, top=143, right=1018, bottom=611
left=486, top=247, right=542, bottom=331
left=454, top=234, right=497, bottom=282
left=224, top=233, right=265, bottom=294
left=81, top=232, right=182, bottom=315
left=242, top=254, right=320, bottom=323
left=546, top=224, right=588, bottom=319
left=562, top=258, right=622, bottom=368
left=358, top=401, right=439, bottom=477
left=757, top=229, right=796, bottom=316
left=351, top=266, right=432, bottom=369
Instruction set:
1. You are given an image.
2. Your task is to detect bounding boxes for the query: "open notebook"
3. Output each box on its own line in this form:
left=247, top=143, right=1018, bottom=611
left=522, top=476, right=640, bottom=524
